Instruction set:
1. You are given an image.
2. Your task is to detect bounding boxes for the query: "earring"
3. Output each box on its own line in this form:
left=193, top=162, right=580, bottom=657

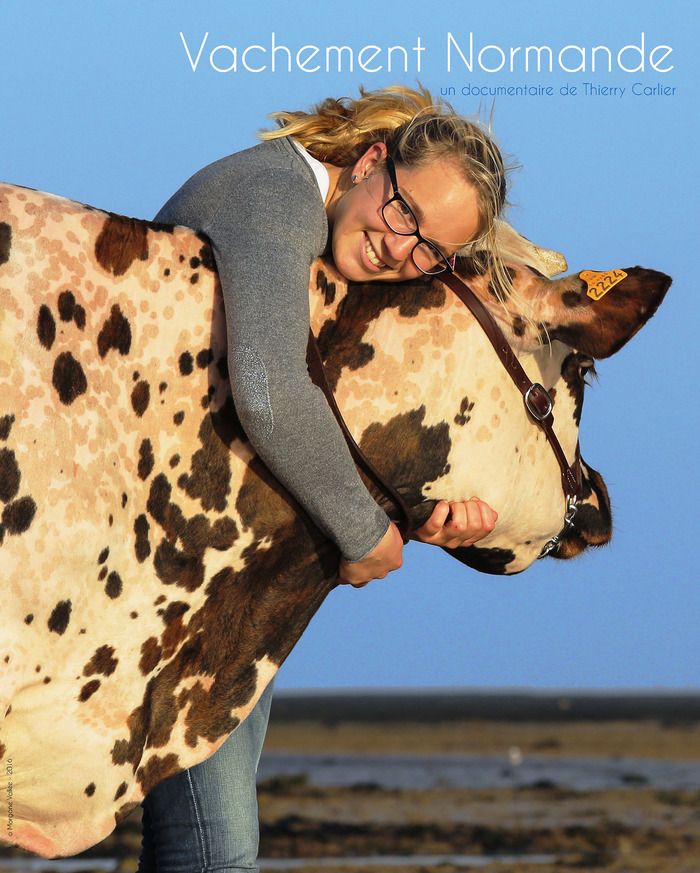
left=351, top=174, right=359, bottom=184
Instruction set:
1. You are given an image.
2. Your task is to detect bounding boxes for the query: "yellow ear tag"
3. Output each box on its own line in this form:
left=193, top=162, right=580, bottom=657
left=580, top=269, right=628, bottom=301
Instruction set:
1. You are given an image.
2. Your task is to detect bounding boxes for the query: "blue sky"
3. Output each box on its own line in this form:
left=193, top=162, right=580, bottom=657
left=1, top=0, right=697, bottom=689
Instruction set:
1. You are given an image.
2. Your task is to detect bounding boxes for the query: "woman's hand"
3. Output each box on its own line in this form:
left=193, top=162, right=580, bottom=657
left=413, top=498, right=497, bottom=549
left=338, top=521, right=404, bottom=588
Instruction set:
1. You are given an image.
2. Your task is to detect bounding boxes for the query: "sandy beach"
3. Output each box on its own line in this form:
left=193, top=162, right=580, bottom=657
left=255, top=716, right=700, bottom=872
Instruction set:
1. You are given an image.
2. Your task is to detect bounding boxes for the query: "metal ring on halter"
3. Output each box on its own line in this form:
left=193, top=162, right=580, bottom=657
left=524, top=383, right=553, bottom=421
left=564, top=495, right=579, bottom=527
left=538, top=534, right=560, bottom=558
left=538, top=496, right=580, bottom=559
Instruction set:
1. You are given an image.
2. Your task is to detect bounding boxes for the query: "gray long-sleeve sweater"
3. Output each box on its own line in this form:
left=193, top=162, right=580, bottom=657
left=154, top=136, right=390, bottom=561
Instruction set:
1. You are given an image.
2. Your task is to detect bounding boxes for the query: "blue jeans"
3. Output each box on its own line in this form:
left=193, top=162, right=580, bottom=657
left=136, top=680, right=274, bottom=873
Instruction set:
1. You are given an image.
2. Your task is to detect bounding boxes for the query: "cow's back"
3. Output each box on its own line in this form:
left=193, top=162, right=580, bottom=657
left=0, top=184, right=335, bottom=856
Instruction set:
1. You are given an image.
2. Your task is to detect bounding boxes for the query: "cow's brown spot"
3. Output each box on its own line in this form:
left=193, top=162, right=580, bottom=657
left=58, top=290, right=76, bottom=321
left=454, top=396, right=475, bottom=427
left=161, top=606, right=190, bottom=658
left=79, top=680, right=101, bottom=702
left=512, top=315, right=526, bottom=337
left=138, top=438, right=155, bottom=480
left=105, top=571, right=123, bottom=599
left=317, top=269, right=337, bottom=305
left=154, top=595, right=166, bottom=606
left=136, top=753, right=180, bottom=795
left=178, top=352, right=194, bottom=376
left=487, top=281, right=502, bottom=301
left=0, top=449, right=20, bottom=502
left=95, top=213, right=149, bottom=276
left=132, top=381, right=150, bottom=418
left=358, top=406, right=452, bottom=511
left=198, top=241, right=216, bottom=272
left=162, top=601, right=190, bottom=625
left=173, top=411, right=185, bottom=426
left=134, top=513, right=151, bottom=562
left=316, top=276, right=445, bottom=390
left=0, top=742, right=5, bottom=760
left=98, top=566, right=108, bottom=581
left=48, top=600, right=72, bottom=634
left=159, top=381, right=168, bottom=393
left=169, top=454, right=180, bottom=468
left=0, top=414, right=14, bottom=441
left=37, top=305, right=56, bottom=350
left=83, top=644, right=118, bottom=677
left=196, top=348, right=213, bottom=369
left=114, top=782, right=128, bottom=801
left=153, top=539, right=205, bottom=592
left=178, top=416, right=233, bottom=513
left=52, top=352, right=88, bottom=404
left=447, top=544, right=518, bottom=575
left=562, top=290, right=582, bottom=307
left=24, top=614, right=33, bottom=624
left=97, top=304, right=131, bottom=358
left=122, top=493, right=128, bottom=508
left=147, top=475, right=185, bottom=537
left=0, top=222, right=11, bottom=266
left=139, top=638, right=162, bottom=675
left=190, top=272, right=199, bottom=284
left=560, top=352, right=591, bottom=426
left=98, top=547, right=109, bottom=564
left=84, top=783, right=96, bottom=797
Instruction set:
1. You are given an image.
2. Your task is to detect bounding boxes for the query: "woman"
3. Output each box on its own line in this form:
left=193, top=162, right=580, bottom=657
left=138, top=85, right=505, bottom=872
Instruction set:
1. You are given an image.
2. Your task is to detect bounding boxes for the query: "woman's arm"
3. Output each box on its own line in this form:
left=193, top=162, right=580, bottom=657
left=198, top=165, right=392, bottom=563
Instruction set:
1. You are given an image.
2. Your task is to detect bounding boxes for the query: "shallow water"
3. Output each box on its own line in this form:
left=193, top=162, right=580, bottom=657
left=258, top=854, right=559, bottom=869
left=259, top=751, right=700, bottom=791
left=0, top=856, right=559, bottom=872
left=0, top=862, right=117, bottom=872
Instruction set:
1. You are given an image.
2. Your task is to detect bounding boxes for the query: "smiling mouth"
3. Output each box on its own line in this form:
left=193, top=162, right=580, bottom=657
left=364, top=234, right=388, bottom=270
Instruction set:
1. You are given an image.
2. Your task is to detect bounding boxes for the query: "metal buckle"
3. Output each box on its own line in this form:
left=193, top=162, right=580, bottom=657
left=538, top=496, right=580, bottom=559
left=524, top=383, right=553, bottom=421
left=564, top=495, right=578, bottom=527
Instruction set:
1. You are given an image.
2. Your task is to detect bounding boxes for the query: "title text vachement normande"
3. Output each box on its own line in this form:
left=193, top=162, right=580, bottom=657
left=179, top=31, right=673, bottom=75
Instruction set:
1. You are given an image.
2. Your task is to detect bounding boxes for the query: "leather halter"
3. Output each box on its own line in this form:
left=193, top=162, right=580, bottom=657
left=307, top=270, right=582, bottom=551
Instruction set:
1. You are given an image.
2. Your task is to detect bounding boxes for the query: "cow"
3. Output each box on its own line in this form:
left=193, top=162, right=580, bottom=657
left=0, top=182, right=670, bottom=857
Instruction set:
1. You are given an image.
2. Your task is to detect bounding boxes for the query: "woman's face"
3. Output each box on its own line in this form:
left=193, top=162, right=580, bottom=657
left=327, top=143, right=482, bottom=283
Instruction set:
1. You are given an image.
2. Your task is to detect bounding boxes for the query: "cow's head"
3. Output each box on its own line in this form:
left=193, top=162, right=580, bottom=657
left=309, top=258, right=671, bottom=574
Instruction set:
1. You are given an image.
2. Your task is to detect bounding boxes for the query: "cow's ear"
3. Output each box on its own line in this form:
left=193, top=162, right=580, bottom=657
left=545, top=266, right=672, bottom=359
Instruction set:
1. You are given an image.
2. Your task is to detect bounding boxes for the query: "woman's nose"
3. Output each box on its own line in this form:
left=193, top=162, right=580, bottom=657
left=383, top=231, right=416, bottom=267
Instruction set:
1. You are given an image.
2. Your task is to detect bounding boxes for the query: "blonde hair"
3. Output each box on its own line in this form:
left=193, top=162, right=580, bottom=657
left=260, top=84, right=516, bottom=305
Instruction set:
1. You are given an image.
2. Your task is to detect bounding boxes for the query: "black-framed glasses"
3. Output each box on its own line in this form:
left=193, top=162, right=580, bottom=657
left=382, top=154, right=456, bottom=276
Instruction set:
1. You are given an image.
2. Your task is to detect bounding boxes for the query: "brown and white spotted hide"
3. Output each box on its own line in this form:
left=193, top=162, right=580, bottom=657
left=0, top=183, right=670, bottom=857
